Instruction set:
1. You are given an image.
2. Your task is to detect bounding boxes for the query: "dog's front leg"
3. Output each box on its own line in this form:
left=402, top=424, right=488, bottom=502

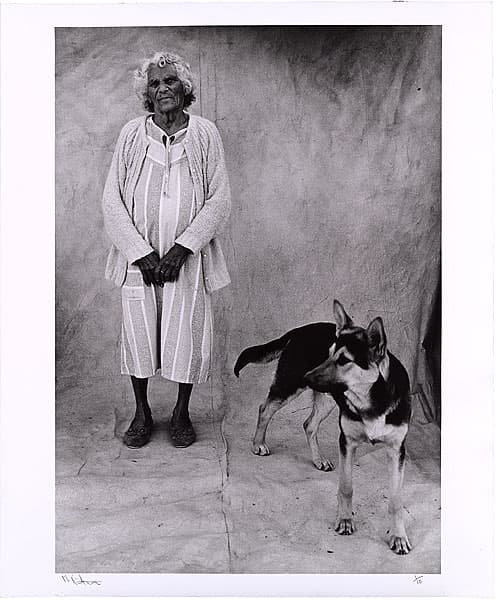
left=386, top=436, right=412, bottom=554
left=335, top=430, right=358, bottom=534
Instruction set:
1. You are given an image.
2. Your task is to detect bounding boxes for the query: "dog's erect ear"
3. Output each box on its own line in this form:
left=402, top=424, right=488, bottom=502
left=366, top=317, right=387, bottom=361
left=333, top=300, right=353, bottom=335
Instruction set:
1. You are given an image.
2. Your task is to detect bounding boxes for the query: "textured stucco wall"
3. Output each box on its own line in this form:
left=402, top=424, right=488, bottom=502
left=55, top=26, right=441, bottom=409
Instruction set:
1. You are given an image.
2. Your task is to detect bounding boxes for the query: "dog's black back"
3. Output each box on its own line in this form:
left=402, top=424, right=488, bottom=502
left=270, top=323, right=337, bottom=397
left=235, top=322, right=336, bottom=395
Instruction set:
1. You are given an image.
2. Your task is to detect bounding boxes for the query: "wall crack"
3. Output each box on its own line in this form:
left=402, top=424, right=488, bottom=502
left=210, top=378, right=233, bottom=573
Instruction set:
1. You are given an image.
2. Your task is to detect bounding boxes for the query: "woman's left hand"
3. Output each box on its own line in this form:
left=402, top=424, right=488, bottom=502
left=154, top=243, right=192, bottom=285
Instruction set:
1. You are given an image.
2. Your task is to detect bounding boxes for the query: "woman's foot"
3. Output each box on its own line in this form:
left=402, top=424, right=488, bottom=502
left=123, top=417, right=153, bottom=448
left=126, top=376, right=152, bottom=447
left=169, top=413, right=196, bottom=448
left=170, top=382, right=195, bottom=447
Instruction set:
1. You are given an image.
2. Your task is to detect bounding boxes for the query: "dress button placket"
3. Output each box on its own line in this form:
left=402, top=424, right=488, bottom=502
left=162, top=134, right=174, bottom=197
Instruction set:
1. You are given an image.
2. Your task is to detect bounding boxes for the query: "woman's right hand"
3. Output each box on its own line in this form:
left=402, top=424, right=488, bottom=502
left=133, top=251, right=161, bottom=286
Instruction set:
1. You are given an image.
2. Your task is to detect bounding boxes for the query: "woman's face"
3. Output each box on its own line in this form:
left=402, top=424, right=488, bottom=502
left=147, top=63, right=185, bottom=114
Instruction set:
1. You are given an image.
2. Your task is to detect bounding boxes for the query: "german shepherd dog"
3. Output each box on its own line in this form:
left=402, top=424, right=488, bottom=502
left=234, top=300, right=412, bottom=554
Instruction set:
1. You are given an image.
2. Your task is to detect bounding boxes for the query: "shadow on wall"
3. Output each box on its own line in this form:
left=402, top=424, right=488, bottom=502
left=422, top=278, right=441, bottom=425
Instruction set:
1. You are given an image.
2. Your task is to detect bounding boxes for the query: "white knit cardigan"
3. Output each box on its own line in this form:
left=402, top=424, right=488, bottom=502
left=102, top=114, right=231, bottom=293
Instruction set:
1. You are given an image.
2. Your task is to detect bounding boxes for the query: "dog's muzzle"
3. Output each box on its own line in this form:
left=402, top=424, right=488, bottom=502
left=304, top=372, right=346, bottom=395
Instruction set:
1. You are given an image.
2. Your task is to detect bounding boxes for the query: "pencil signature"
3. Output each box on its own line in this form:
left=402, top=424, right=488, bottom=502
left=61, top=574, right=102, bottom=586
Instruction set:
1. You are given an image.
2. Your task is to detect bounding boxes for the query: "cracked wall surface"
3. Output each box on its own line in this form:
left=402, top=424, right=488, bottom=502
left=56, top=26, right=441, bottom=573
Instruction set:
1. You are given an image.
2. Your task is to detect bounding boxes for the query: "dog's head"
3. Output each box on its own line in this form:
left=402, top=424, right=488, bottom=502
left=304, top=300, right=389, bottom=398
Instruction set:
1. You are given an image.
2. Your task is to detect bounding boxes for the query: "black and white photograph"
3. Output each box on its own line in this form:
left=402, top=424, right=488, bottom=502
left=0, top=1, right=494, bottom=597
left=55, top=24, right=441, bottom=574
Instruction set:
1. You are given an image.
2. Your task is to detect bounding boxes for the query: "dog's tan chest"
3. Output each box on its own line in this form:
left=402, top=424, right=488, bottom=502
left=342, top=414, right=404, bottom=444
left=361, top=416, right=396, bottom=442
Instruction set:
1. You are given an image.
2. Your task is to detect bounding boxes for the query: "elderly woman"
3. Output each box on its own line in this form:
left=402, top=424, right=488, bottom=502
left=102, top=51, right=231, bottom=448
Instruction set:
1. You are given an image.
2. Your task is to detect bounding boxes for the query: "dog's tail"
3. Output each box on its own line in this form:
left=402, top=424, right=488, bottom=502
left=234, top=332, right=292, bottom=377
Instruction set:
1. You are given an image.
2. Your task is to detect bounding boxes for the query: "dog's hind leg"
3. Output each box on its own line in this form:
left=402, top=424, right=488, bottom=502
left=303, top=391, right=335, bottom=471
left=385, top=430, right=412, bottom=554
left=252, top=386, right=302, bottom=456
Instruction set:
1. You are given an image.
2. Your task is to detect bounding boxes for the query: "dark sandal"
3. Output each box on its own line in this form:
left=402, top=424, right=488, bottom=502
left=123, top=420, right=153, bottom=448
left=169, top=421, right=196, bottom=448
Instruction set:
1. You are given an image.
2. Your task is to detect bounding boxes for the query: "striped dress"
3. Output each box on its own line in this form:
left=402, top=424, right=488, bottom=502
left=120, top=116, right=212, bottom=383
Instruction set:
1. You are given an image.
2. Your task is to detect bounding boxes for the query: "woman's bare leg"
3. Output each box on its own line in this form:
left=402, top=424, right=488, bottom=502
left=170, top=383, right=196, bottom=447
left=123, top=376, right=153, bottom=447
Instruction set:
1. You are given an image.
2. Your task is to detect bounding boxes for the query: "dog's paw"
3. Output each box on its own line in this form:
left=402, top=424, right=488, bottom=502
left=334, top=518, right=355, bottom=535
left=313, top=457, right=335, bottom=471
left=252, top=442, right=270, bottom=456
left=388, top=534, right=412, bottom=555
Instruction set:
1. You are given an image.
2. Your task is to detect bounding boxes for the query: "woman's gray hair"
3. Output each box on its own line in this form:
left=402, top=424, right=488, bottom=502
left=133, top=50, right=197, bottom=111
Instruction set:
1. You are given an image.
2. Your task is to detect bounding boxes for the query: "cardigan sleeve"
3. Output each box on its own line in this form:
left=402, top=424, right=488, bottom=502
left=175, top=123, right=231, bottom=253
left=101, top=123, right=155, bottom=264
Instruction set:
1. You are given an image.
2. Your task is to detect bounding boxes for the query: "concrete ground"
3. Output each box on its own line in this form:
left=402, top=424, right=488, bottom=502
left=56, top=368, right=440, bottom=574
